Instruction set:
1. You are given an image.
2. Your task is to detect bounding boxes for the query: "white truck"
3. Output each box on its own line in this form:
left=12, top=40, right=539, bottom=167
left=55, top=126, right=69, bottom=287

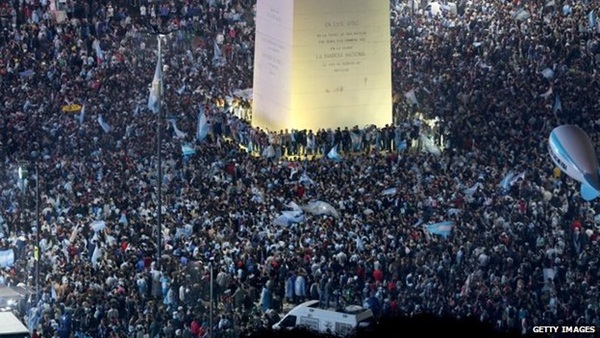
left=272, top=300, right=374, bottom=336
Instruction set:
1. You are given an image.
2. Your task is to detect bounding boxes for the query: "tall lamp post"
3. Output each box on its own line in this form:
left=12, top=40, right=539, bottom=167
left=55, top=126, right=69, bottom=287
left=151, top=34, right=164, bottom=272
left=148, top=28, right=177, bottom=271
left=18, top=161, right=40, bottom=304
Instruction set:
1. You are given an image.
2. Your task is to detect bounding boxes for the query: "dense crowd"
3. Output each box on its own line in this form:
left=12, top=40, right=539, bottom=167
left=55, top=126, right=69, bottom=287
left=0, top=0, right=600, bottom=337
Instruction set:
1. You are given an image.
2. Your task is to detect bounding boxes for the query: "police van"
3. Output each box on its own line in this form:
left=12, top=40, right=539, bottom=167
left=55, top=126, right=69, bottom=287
left=272, top=300, right=374, bottom=336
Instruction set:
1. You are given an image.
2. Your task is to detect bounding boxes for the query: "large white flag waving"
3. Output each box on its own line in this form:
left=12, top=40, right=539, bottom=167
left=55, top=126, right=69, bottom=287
left=148, top=39, right=164, bottom=113
left=196, top=105, right=209, bottom=142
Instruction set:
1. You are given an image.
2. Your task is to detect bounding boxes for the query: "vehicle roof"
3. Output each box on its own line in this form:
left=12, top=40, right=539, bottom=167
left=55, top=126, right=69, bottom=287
left=0, top=311, right=29, bottom=334
left=289, top=301, right=374, bottom=319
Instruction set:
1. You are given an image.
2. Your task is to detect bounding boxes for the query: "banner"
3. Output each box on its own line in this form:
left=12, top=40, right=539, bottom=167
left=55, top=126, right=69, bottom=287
left=0, top=249, right=15, bottom=268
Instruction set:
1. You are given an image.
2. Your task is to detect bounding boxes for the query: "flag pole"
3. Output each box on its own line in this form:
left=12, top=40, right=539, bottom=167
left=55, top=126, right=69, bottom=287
left=35, top=162, right=40, bottom=304
left=156, top=34, right=163, bottom=271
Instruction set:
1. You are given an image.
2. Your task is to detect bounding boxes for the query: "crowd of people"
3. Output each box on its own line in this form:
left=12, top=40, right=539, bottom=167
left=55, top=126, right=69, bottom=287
left=0, top=0, right=599, bottom=337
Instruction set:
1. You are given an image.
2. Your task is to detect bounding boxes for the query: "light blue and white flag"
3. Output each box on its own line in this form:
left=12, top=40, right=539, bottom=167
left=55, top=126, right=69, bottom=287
left=94, top=42, right=104, bottom=61
left=397, top=139, right=408, bottom=151
left=420, top=134, right=441, bottom=156
left=382, top=187, right=397, bottom=196
left=148, top=41, right=163, bottom=114
left=350, top=131, right=362, bottom=150
left=0, top=249, right=15, bottom=268
left=78, top=104, right=85, bottom=124
left=281, top=210, right=305, bottom=224
left=327, top=145, right=343, bottom=161
left=447, top=208, right=461, bottom=216
left=563, top=5, right=572, bottom=16
left=426, top=221, right=454, bottom=238
left=19, top=69, right=34, bottom=78
left=499, top=171, right=515, bottom=192
left=541, top=68, right=554, bottom=79
left=196, top=105, right=209, bottom=142
left=510, top=170, right=527, bottom=186
left=299, top=172, right=316, bottom=186
left=90, top=220, right=106, bottom=232
left=167, top=119, right=187, bottom=139
left=98, top=114, right=111, bottom=133
left=212, top=40, right=224, bottom=66
left=589, top=10, right=597, bottom=28
left=302, top=200, right=340, bottom=219
left=273, top=215, right=290, bottom=227
left=27, top=307, right=42, bottom=332
left=182, top=144, right=196, bottom=156
left=553, top=95, right=562, bottom=113
left=176, top=84, right=186, bottom=95
left=133, top=103, right=140, bottom=117
left=513, top=8, right=531, bottom=21
left=463, top=182, right=483, bottom=197
left=91, top=244, right=102, bottom=268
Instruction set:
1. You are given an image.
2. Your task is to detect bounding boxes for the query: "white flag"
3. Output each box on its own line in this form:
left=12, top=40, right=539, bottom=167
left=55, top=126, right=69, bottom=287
left=196, top=105, right=209, bottom=142
left=78, top=104, right=85, bottom=124
left=98, top=115, right=111, bottom=133
left=168, top=119, right=187, bottom=139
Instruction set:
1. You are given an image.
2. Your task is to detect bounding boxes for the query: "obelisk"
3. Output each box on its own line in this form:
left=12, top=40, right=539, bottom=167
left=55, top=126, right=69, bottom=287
left=252, top=0, right=392, bottom=132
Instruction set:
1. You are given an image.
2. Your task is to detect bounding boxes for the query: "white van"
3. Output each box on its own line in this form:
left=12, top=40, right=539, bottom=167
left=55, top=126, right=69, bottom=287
left=272, top=300, right=374, bottom=336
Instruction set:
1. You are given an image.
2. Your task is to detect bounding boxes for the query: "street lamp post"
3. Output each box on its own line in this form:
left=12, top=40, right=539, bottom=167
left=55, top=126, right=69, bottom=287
left=153, top=34, right=164, bottom=272
left=34, top=163, right=40, bottom=304
left=17, top=162, right=27, bottom=233
left=209, top=261, right=214, bottom=338
left=18, top=161, right=40, bottom=304
left=147, top=27, right=178, bottom=272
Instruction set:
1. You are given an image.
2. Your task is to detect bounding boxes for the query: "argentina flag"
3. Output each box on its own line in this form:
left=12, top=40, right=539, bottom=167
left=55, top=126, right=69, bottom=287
left=148, top=39, right=164, bottom=114
left=0, top=250, right=14, bottom=268
left=182, top=144, right=196, bottom=156
left=196, top=105, right=209, bottom=142
left=499, top=171, right=515, bottom=192
left=327, top=145, right=343, bottom=161
left=426, top=221, right=454, bottom=238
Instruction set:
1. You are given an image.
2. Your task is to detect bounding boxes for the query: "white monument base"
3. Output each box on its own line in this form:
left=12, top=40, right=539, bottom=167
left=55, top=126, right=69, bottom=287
left=252, top=0, right=392, bottom=131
